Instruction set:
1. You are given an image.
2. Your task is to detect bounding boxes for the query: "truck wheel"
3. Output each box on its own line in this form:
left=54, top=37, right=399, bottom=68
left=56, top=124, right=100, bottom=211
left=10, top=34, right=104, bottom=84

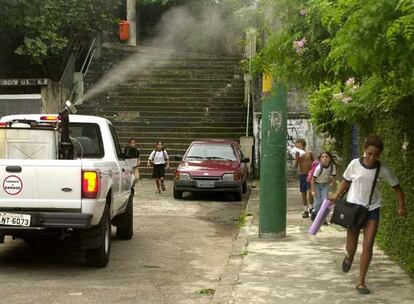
left=116, top=192, right=134, bottom=240
left=85, top=205, right=111, bottom=268
left=173, top=188, right=183, bottom=199
left=234, top=186, right=243, bottom=202
left=22, top=237, right=40, bottom=246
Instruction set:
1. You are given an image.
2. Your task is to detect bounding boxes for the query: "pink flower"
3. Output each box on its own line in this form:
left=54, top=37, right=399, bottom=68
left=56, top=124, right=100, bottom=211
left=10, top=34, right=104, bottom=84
left=345, top=77, right=355, bottom=87
left=333, top=92, right=352, bottom=104
left=299, top=9, right=307, bottom=16
left=293, top=37, right=307, bottom=54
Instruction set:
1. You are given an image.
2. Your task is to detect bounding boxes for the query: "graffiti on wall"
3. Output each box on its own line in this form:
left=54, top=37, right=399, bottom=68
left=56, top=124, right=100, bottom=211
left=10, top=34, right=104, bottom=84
left=287, top=119, right=307, bottom=160
left=252, top=113, right=323, bottom=177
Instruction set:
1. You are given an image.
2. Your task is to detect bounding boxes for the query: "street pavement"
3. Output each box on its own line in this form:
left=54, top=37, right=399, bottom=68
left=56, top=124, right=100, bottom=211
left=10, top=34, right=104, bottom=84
left=0, top=179, right=248, bottom=304
left=216, top=184, right=414, bottom=304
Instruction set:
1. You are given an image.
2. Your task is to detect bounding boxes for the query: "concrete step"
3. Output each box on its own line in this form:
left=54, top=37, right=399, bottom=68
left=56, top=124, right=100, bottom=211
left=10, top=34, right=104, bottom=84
left=80, top=110, right=247, bottom=119
left=90, top=60, right=241, bottom=72
left=106, top=92, right=243, bottom=98
left=86, top=77, right=244, bottom=85
left=117, top=83, right=245, bottom=89
left=81, top=102, right=247, bottom=110
left=117, top=136, right=243, bottom=143
left=84, top=48, right=247, bottom=175
left=99, top=100, right=246, bottom=107
left=130, top=142, right=190, bottom=149
left=116, top=125, right=246, bottom=132
left=94, top=56, right=241, bottom=65
left=117, top=131, right=246, bottom=139
left=112, top=120, right=247, bottom=127
left=98, top=96, right=244, bottom=101
left=110, top=87, right=245, bottom=93
left=86, top=72, right=241, bottom=80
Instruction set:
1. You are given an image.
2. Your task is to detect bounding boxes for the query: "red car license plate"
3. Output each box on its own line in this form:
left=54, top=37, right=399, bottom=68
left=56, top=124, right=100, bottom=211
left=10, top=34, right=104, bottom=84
left=196, top=180, right=215, bottom=188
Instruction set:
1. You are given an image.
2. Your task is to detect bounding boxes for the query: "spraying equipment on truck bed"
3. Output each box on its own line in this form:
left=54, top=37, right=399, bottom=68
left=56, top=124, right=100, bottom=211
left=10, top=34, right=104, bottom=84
left=0, top=101, right=78, bottom=160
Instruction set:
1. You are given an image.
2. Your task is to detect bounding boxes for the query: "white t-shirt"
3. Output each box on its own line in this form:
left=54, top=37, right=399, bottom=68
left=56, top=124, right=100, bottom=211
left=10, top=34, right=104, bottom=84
left=313, top=163, right=336, bottom=184
left=149, top=150, right=169, bottom=165
left=343, top=158, right=400, bottom=211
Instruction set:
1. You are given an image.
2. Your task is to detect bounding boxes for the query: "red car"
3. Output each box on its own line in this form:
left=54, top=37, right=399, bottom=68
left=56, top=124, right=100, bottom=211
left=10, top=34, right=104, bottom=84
left=173, top=140, right=250, bottom=201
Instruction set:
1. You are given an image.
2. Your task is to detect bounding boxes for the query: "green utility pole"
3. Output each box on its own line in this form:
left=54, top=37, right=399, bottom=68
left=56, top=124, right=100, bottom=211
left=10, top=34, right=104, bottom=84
left=259, top=82, right=287, bottom=238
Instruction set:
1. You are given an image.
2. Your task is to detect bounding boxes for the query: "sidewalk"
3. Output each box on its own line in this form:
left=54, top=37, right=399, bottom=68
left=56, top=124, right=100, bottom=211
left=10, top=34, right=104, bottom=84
left=213, top=184, right=414, bottom=304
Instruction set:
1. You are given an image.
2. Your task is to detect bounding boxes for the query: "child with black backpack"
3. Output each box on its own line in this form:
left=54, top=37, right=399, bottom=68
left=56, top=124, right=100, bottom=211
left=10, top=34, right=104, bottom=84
left=310, top=151, right=336, bottom=220
left=147, top=141, right=170, bottom=193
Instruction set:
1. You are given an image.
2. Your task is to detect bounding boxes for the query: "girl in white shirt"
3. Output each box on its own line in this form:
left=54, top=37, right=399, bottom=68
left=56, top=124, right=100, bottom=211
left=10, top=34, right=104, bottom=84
left=310, top=151, right=336, bottom=220
left=147, top=141, right=170, bottom=194
left=331, top=135, right=406, bottom=295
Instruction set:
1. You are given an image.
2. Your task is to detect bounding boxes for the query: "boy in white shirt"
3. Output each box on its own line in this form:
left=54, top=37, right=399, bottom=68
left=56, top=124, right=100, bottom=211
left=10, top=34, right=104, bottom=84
left=147, top=141, right=170, bottom=193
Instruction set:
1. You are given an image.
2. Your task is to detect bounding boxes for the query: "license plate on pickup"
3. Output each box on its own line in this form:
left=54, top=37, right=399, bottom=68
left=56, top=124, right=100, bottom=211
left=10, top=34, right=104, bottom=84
left=0, top=212, right=31, bottom=227
left=196, top=180, right=215, bottom=189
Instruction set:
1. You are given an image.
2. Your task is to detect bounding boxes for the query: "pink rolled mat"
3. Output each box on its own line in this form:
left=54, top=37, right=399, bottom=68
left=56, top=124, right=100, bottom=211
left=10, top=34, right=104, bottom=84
left=309, top=199, right=332, bottom=235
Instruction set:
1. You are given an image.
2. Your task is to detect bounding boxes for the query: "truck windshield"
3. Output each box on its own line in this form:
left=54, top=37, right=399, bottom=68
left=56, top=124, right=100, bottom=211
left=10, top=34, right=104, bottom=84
left=69, top=123, right=104, bottom=158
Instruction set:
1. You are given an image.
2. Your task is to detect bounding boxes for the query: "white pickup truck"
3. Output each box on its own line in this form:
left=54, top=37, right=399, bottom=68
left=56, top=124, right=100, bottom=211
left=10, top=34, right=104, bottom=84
left=0, top=112, right=137, bottom=267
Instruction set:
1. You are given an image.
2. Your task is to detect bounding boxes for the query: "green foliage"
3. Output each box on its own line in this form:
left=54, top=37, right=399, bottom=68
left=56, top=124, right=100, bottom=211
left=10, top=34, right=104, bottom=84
left=0, top=0, right=118, bottom=65
left=253, top=0, right=413, bottom=124
left=254, top=0, right=414, bottom=272
left=374, top=103, right=414, bottom=273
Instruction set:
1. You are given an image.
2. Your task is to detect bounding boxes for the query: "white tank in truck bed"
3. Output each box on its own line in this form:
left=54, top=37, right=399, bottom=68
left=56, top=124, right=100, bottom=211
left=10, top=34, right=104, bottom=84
left=0, top=127, right=58, bottom=159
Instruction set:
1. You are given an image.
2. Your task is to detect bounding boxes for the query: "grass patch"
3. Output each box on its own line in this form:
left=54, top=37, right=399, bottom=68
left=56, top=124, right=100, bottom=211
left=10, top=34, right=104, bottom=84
left=240, top=250, right=248, bottom=256
left=197, top=288, right=215, bottom=296
left=233, top=212, right=253, bottom=228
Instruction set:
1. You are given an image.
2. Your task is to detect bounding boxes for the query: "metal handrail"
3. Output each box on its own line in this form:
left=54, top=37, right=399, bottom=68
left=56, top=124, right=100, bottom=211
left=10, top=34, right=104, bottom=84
left=80, top=37, right=97, bottom=74
left=67, top=37, right=98, bottom=102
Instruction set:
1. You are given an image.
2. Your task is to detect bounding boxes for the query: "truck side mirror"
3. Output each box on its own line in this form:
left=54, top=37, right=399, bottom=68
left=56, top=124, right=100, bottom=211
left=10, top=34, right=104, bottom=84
left=124, top=147, right=139, bottom=159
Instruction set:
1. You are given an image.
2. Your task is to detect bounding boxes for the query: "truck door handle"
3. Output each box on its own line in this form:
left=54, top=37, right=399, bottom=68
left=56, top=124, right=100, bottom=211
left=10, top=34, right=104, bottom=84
left=6, top=166, right=22, bottom=173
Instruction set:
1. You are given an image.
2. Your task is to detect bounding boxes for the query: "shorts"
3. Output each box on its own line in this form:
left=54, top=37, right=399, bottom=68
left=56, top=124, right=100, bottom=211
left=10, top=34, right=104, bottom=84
left=152, top=164, right=166, bottom=179
left=299, top=174, right=310, bottom=193
left=367, top=208, right=380, bottom=222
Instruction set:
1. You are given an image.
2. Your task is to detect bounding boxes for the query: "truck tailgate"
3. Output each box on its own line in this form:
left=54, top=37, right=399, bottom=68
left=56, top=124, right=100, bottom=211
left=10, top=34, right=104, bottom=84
left=0, top=160, right=82, bottom=210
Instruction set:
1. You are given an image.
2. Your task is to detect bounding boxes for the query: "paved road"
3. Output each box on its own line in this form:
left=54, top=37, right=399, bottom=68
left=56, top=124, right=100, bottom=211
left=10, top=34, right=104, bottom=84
left=0, top=180, right=247, bottom=304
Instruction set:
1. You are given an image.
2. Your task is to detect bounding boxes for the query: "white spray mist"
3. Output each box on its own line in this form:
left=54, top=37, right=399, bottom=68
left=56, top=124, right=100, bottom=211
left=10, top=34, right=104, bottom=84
left=78, top=4, right=242, bottom=104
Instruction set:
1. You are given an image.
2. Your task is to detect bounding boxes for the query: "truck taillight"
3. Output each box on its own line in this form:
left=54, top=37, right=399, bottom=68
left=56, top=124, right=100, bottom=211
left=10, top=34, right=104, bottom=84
left=82, top=171, right=99, bottom=199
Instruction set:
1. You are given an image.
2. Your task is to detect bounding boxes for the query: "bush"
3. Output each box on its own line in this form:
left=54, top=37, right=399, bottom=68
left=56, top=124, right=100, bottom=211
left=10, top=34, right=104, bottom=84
left=374, top=102, right=414, bottom=273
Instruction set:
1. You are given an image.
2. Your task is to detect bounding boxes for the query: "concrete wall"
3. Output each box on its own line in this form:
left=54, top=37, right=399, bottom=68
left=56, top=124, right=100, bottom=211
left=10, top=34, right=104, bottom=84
left=41, top=80, right=69, bottom=113
left=0, top=79, right=69, bottom=116
left=287, top=116, right=323, bottom=179
left=252, top=87, right=324, bottom=179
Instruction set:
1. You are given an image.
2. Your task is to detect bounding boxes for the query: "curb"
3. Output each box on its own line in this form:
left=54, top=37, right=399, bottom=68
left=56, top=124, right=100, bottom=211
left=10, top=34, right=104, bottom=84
left=211, top=187, right=257, bottom=304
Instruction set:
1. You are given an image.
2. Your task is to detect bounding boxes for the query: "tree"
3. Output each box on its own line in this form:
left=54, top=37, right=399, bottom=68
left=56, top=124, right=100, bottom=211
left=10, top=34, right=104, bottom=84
left=252, top=0, right=414, bottom=138
left=0, top=0, right=118, bottom=77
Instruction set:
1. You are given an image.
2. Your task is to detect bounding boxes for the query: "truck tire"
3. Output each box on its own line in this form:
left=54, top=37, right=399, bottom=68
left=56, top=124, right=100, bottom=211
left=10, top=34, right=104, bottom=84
left=116, top=191, right=134, bottom=240
left=84, top=205, right=111, bottom=268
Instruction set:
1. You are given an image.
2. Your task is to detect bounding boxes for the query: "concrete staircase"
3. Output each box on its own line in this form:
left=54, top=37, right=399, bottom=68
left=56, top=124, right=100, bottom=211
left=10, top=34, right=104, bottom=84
left=79, top=46, right=249, bottom=178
